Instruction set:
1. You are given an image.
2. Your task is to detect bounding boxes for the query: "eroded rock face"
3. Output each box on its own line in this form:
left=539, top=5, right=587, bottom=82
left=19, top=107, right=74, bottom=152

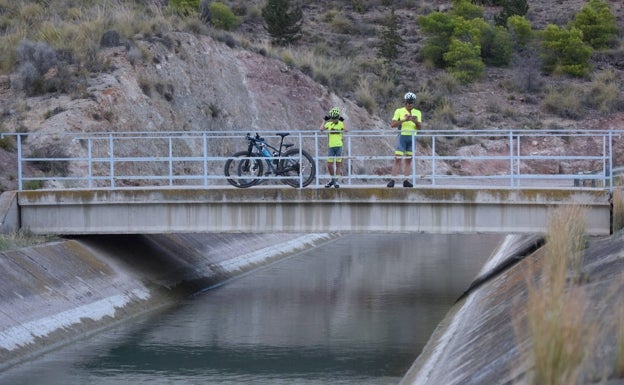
left=0, top=32, right=397, bottom=189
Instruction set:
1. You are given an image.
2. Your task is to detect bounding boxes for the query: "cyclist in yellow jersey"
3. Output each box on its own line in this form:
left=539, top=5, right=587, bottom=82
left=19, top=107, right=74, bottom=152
left=319, top=106, right=348, bottom=188
left=387, top=92, right=422, bottom=188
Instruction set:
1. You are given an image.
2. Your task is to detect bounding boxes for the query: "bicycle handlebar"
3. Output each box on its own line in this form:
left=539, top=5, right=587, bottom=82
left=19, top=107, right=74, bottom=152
left=246, top=132, right=265, bottom=143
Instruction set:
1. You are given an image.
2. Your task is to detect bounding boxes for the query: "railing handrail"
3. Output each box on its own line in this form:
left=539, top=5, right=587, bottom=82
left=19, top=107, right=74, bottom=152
left=5, top=129, right=622, bottom=191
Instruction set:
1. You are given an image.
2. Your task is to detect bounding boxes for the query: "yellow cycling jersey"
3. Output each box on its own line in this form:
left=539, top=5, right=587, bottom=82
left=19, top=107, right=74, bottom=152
left=324, top=120, right=345, bottom=148
left=393, top=107, right=422, bottom=135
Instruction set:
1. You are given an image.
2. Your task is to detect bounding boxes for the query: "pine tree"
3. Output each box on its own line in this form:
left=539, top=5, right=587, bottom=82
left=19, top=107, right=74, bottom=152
left=494, top=0, right=529, bottom=26
left=377, top=9, right=405, bottom=63
left=262, top=0, right=303, bottom=46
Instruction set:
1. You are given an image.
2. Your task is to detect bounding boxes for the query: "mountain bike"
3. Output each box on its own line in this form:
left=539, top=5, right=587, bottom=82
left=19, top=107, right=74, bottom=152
left=224, top=132, right=316, bottom=188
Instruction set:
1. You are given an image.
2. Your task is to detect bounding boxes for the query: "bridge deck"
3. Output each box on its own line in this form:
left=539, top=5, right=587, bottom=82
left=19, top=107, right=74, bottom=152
left=12, top=187, right=612, bottom=235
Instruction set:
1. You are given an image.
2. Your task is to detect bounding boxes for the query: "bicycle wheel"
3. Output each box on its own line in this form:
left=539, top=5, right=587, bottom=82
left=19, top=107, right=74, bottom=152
left=224, top=151, right=264, bottom=188
left=280, top=148, right=316, bottom=188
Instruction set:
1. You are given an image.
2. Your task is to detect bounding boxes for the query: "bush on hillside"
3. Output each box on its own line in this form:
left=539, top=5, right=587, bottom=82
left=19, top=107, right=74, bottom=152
left=571, top=0, right=618, bottom=50
left=540, top=25, right=592, bottom=77
left=481, top=24, right=513, bottom=67
left=169, top=0, right=199, bottom=16
left=29, top=143, right=70, bottom=177
left=376, top=9, right=404, bottom=63
left=262, top=0, right=303, bottom=46
left=444, top=38, right=485, bottom=83
left=207, top=2, right=239, bottom=30
left=506, top=15, right=533, bottom=49
left=494, top=0, right=528, bottom=26
left=419, top=12, right=456, bottom=68
left=451, top=0, right=484, bottom=20
left=13, top=40, right=58, bottom=95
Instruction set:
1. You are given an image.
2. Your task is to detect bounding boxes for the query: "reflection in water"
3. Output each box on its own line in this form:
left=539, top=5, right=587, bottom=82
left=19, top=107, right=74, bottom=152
left=1, top=234, right=503, bottom=385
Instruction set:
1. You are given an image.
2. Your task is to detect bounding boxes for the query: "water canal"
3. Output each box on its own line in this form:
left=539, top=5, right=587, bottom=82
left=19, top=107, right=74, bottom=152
left=1, top=233, right=503, bottom=385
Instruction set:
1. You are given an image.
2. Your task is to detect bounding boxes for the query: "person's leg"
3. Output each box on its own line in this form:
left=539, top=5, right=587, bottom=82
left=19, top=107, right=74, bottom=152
left=327, top=161, right=335, bottom=177
left=403, top=158, right=412, bottom=177
left=388, top=135, right=406, bottom=187
left=325, top=160, right=335, bottom=187
left=403, top=137, right=414, bottom=187
left=332, top=146, right=342, bottom=188
left=326, top=147, right=339, bottom=187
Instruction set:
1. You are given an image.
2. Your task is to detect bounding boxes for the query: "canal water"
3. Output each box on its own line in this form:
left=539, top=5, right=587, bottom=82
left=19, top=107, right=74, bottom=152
left=1, top=233, right=503, bottom=385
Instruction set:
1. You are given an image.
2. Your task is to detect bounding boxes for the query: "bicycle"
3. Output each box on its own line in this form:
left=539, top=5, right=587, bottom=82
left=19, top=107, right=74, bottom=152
left=224, top=132, right=316, bottom=188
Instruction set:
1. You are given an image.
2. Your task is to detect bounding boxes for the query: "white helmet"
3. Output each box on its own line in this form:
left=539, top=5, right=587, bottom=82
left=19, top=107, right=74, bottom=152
left=404, top=92, right=417, bottom=103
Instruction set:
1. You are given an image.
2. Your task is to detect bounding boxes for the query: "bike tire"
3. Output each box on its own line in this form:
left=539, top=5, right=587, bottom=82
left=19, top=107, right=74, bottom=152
left=280, top=148, right=316, bottom=188
left=224, top=151, right=264, bottom=188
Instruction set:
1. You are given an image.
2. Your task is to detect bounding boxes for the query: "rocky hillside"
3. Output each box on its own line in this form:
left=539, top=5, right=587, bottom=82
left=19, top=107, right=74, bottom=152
left=0, top=0, right=624, bottom=191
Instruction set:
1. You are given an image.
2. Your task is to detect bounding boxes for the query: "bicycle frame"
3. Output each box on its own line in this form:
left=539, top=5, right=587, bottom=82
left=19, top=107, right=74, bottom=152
left=245, top=133, right=290, bottom=174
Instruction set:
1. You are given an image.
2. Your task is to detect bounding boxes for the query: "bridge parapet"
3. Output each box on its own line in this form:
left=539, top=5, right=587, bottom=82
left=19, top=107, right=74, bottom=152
left=16, top=187, right=612, bottom=235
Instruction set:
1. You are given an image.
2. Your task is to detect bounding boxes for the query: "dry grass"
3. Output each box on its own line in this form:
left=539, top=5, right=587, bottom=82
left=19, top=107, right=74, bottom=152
left=520, top=205, right=594, bottom=385
left=0, top=230, right=57, bottom=251
left=616, top=303, right=624, bottom=378
left=0, top=0, right=176, bottom=74
left=544, top=205, right=586, bottom=279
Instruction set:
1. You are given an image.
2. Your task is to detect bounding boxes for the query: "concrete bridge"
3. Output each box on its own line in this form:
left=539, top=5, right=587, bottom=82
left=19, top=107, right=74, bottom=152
left=0, top=187, right=613, bottom=236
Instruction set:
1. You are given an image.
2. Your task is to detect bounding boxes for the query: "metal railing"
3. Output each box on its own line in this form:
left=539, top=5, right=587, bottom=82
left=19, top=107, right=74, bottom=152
left=4, top=129, right=623, bottom=191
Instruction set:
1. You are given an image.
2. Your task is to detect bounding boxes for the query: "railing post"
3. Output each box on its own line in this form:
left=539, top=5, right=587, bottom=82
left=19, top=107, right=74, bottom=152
left=609, top=131, right=614, bottom=191
left=108, top=133, right=115, bottom=189
left=347, top=133, right=352, bottom=186
left=88, top=138, right=93, bottom=188
left=203, top=132, right=208, bottom=187
left=314, top=131, right=320, bottom=188
left=168, top=137, right=173, bottom=186
left=411, top=131, right=416, bottom=186
left=298, top=132, right=303, bottom=188
left=17, top=134, right=22, bottom=191
left=431, top=133, right=436, bottom=186
left=509, top=130, right=514, bottom=188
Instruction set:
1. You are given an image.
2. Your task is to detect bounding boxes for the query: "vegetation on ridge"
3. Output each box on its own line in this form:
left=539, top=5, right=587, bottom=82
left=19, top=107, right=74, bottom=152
left=0, top=0, right=622, bottom=122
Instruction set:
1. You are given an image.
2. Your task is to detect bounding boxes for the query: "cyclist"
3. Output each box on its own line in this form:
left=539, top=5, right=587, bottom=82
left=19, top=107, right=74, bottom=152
left=319, top=106, right=348, bottom=188
left=387, top=92, right=422, bottom=188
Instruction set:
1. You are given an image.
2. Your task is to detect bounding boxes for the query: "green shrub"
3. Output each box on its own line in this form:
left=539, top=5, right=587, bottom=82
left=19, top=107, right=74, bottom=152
left=507, top=15, right=533, bottom=48
left=209, top=2, right=239, bottom=30
left=0, top=136, right=14, bottom=151
left=262, top=0, right=303, bottom=46
left=444, top=38, right=484, bottom=83
left=169, top=0, right=199, bottom=16
left=481, top=24, right=513, bottom=66
left=23, top=180, right=43, bottom=190
left=451, top=0, right=483, bottom=20
left=419, top=12, right=456, bottom=68
left=540, top=25, right=592, bottom=77
left=571, top=0, right=618, bottom=49
left=494, top=0, right=528, bottom=26
left=377, top=9, right=404, bottom=63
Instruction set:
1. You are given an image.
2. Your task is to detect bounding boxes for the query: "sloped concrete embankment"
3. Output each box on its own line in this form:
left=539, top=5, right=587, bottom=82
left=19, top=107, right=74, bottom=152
left=400, top=231, right=624, bottom=385
left=0, top=232, right=338, bottom=371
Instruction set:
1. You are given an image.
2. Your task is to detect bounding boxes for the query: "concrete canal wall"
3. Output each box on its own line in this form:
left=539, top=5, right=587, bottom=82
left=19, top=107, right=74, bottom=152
left=400, top=232, right=624, bottom=385
left=0, top=232, right=338, bottom=371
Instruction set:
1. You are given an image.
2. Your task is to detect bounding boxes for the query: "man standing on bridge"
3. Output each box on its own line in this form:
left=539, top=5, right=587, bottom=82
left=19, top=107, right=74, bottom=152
left=387, top=92, right=422, bottom=188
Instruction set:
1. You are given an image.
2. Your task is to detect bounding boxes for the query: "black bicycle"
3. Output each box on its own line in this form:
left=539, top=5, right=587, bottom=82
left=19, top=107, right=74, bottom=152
left=224, top=132, right=316, bottom=188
